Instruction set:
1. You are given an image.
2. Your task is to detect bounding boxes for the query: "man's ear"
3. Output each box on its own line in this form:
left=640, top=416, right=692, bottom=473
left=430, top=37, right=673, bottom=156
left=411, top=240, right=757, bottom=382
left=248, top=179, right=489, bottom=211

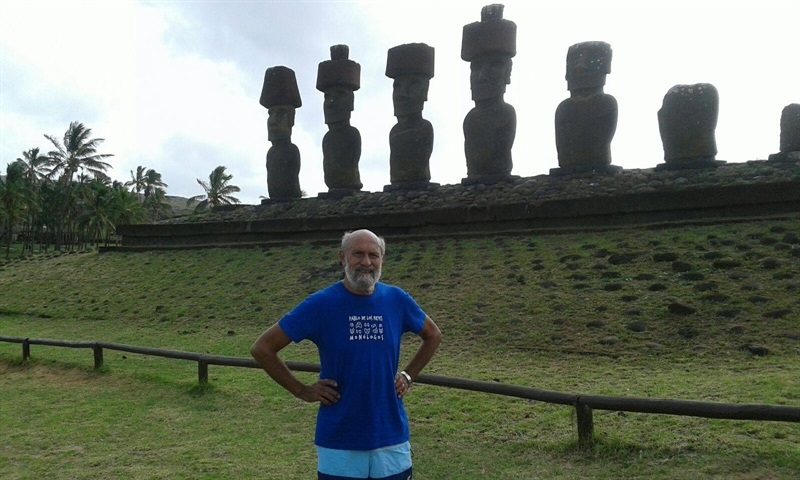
left=338, top=250, right=345, bottom=265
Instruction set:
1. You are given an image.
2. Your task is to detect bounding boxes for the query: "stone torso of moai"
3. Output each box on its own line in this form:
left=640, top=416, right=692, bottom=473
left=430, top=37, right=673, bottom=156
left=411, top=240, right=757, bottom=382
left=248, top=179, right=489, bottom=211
left=260, top=66, right=302, bottom=201
left=385, top=43, right=437, bottom=191
left=769, top=103, right=800, bottom=162
left=657, top=83, right=723, bottom=170
left=553, top=41, right=619, bottom=175
left=317, top=44, right=362, bottom=197
left=461, top=4, right=517, bottom=186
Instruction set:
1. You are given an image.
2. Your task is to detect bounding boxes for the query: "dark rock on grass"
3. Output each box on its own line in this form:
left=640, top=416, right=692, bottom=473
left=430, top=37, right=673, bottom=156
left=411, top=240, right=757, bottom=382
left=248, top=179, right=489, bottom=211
left=559, top=254, right=582, bottom=263
left=620, top=295, right=638, bottom=302
left=702, top=251, right=724, bottom=260
left=763, top=309, right=792, bottom=319
left=748, top=295, right=771, bottom=304
left=760, top=237, right=779, bottom=246
left=625, top=309, right=642, bottom=316
left=700, top=293, right=730, bottom=303
left=539, top=281, right=559, bottom=289
left=635, top=273, right=656, bottom=281
left=680, top=272, right=705, bottom=281
left=717, top=308, right=741, bottom=318
left=648, top=283, right=668, bottom=291
left=602, top=282, right=624, bottom=291
left=694, top=282, right=717, bottom=292
left=570, top=273, right=588, bottom=281
left=608, top=253, right=637, bottom=265
left=761, top=258, right=781, bottom=269
left=789, top=247, right=800, bottom=258
left=671, top=261, right=693, bottom=272
left=599, top=336, right=620, bottom=345
left=782, top=232, right=799, bottom=244
left=669, top=302, right=697, bottom=315
left=586, top=319, right=606, bottom=328
left=626, top=320, right=647, bottom=332
left=740, top=343, right=770, bottom=356
left=773, top=272, right=794, bottom=280
left=713, top=258, right=742, bottom=269
left=653, top=252, right=679, bottom=262
left=601, top=271, right=621, bottom=279
left=728, top=325, right=745, bottom=334
left=678, top=326, right=699, bottom=338
left=740, top=282, right=762, bottom=291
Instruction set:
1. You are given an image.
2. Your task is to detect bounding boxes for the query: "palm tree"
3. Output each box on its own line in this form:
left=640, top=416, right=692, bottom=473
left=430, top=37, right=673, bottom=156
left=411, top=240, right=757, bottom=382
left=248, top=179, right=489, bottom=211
left=125, top=166, right=147, bottom=195
left=0, top=161, right=34, bottom=258
left=43, top=121, right=113, bottom=250
left=143, top=168, right=168, bottom=200
left=15, top=148, right=49, bottom=252
left=16, top=148, right=50, bottom=186
left=187, top=166, right=241, bottom=212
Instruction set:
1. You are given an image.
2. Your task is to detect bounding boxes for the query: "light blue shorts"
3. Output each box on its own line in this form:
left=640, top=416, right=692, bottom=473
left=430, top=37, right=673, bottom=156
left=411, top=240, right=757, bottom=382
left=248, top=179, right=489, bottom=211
left=317, top=441, right=412, bottom=479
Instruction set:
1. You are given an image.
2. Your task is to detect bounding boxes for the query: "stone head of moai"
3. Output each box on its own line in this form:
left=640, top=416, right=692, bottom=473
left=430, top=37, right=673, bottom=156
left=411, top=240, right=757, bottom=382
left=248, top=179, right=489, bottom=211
left=780, top=103, right=800, bottom=154
left=259, top=66, right=303, bottom=201
left=317, top=44, right=360, bottom=125
left=461, top=4, right=518, bottom=185
left=260, top=66, right=302, bottom=143
left=317, top=44, right=363, bottom=195
left=386, top=43, right=434, bottom=117
left=770, top=103, right=800, bottom=162
left=566, top=41, right=612, bottom=94
left=462, top=4, right=516, bottom=102
left=657, top=83, right=722, bottom=170
left=552, top=41, right=619, bottom=175
left=385, top=43, right=437, bottom=190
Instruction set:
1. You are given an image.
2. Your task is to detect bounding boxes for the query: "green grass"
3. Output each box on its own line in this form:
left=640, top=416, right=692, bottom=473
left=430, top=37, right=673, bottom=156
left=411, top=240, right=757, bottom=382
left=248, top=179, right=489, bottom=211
left=1, top=216, right=799, bottom=479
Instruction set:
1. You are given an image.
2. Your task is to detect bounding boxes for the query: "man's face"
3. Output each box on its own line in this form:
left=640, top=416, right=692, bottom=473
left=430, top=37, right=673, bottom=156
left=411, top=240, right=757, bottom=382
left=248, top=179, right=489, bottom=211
left=392, top=74, right=429, bottom=117
left=470, top=55, right=511, bottom=101
left=323, top=86, right=355, bottom=124
left=340, top=234, right=383, bottom=293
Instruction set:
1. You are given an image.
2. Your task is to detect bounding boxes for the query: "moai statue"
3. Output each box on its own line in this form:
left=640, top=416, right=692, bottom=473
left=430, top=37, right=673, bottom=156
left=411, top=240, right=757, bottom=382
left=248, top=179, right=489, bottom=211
left=552, top=41, right=620, bottom=176
left=657, top=83, right=724, bottom=170
left=259, top=66, right=302, bottom=202
left=768, top=103, right=800, bottom=162
left=461, top=4, right=517, bottom=185
left=384, top=43, right=438, bottom=191
left=317, top=44, right=362, bottom=198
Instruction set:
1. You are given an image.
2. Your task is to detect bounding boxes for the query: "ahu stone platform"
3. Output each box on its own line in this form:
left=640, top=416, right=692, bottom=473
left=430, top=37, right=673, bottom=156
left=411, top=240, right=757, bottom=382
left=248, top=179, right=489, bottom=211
left=112, top=160, right=800, bottom=250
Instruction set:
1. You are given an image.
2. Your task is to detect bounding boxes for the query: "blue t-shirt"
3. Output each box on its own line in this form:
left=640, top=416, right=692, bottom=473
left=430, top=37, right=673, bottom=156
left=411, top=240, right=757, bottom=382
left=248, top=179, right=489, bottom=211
left=279, top=281, right=426, bottom=450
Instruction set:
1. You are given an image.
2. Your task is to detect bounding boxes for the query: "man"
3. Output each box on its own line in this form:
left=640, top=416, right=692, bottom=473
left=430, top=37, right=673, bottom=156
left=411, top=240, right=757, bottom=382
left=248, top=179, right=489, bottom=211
left=251, top=229, right=442, bottom=480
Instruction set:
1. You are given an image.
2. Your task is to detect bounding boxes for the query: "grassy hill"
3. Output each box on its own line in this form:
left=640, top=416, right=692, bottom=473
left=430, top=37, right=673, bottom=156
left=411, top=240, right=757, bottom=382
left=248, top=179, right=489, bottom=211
left=1, top=215, right=798, bottom=479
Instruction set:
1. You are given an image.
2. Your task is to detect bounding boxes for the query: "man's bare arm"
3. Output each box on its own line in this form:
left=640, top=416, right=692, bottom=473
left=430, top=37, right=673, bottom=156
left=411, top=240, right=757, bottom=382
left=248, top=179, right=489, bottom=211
left=251, top=323, right=340, bottom=405
left=395, top=316, right=442, bottom=397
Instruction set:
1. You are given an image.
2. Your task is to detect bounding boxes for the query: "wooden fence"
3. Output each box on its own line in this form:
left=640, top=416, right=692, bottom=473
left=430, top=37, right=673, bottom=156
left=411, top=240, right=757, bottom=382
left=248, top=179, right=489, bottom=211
left=1, top=335, right=798, bottom=448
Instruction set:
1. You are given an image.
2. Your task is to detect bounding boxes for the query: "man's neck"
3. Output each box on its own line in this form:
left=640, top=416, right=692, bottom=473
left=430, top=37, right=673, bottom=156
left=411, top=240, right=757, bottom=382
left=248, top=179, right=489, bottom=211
left=342, top=279, right=375, bottom=295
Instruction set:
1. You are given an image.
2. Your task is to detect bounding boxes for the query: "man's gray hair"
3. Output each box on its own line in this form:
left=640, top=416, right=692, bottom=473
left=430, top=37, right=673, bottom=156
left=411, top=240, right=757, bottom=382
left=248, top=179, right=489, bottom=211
left=341, top=229, right=386, bottom=256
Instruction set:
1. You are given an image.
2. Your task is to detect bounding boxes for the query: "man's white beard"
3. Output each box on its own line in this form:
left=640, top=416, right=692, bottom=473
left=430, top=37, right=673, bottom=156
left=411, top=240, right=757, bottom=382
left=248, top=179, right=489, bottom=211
left=344, top=264, right=382, bottom=292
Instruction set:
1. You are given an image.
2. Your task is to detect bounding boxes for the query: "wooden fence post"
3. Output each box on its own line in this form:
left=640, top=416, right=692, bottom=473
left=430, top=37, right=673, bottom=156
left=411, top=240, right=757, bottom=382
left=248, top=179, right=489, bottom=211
left=93, top=345, right=104, bottom=369
left=198, top=361, right=209, bottom=384
left=575, top=400, right=594, bottom=448
left=22, top=340, right=30, bottom=361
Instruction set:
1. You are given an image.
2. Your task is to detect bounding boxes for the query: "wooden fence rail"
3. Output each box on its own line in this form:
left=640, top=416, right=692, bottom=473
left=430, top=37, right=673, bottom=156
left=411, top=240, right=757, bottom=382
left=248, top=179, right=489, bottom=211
left=2, top=335, right=797, bottom=447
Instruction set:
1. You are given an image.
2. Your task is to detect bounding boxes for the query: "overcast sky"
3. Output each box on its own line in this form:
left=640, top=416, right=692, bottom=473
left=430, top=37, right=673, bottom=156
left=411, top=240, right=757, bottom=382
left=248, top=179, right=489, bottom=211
left=1, top=0, right=798, bottom=204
